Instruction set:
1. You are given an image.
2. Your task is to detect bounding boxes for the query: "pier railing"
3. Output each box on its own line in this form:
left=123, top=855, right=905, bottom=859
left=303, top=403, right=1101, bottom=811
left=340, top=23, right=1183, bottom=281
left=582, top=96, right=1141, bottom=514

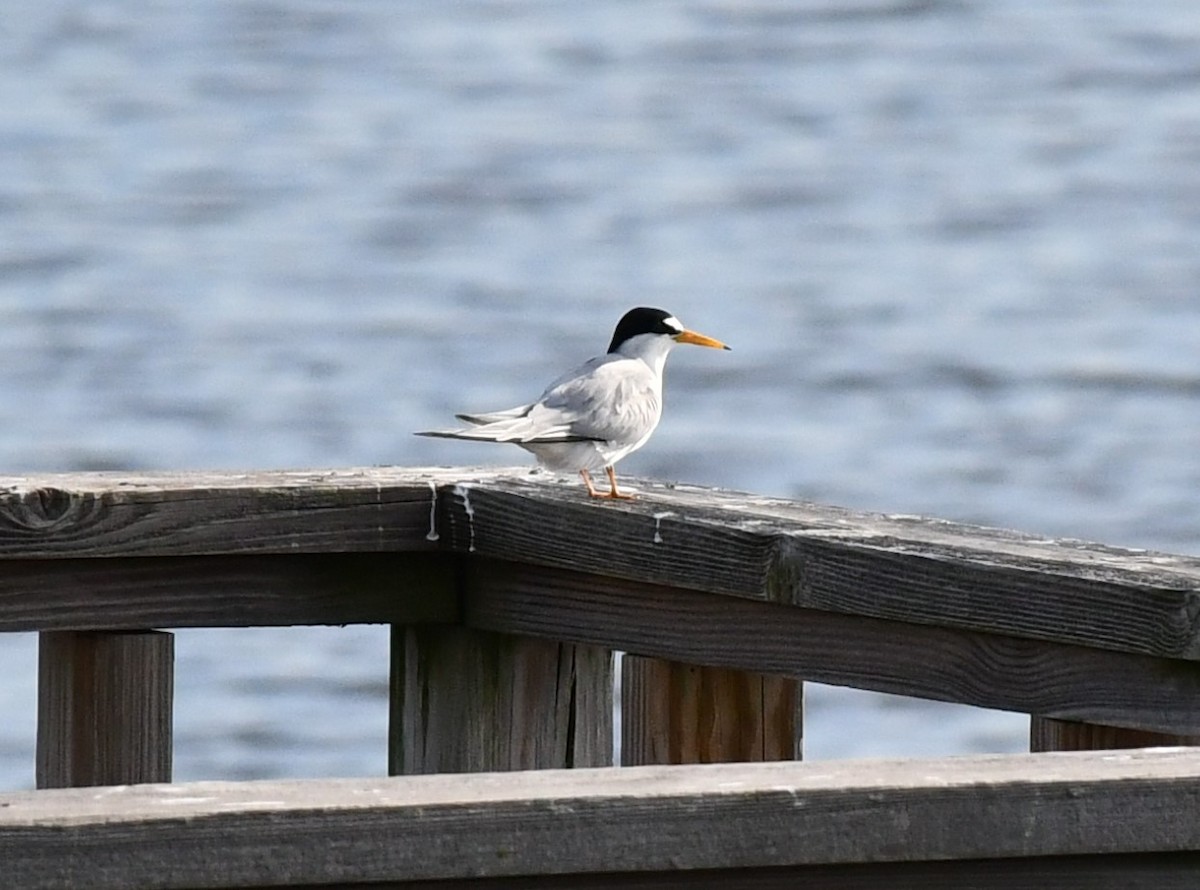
left=1, top=466, right=1199, bottom=887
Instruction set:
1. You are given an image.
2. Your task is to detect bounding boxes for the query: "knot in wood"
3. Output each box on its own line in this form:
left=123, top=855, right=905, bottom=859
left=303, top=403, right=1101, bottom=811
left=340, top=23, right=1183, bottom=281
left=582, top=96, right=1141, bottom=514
left=8, top=487, right=80, bottom=529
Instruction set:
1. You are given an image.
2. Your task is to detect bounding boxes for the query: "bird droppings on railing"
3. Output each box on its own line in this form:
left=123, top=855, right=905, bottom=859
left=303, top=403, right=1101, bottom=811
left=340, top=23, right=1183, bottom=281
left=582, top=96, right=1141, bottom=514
left=373, top=482, right=386, bottom=550
left=652, top=512, right=675, bottom=545
left=453, top=482, right=477, bottom=552
left=425, top=480, right=440, bottom=542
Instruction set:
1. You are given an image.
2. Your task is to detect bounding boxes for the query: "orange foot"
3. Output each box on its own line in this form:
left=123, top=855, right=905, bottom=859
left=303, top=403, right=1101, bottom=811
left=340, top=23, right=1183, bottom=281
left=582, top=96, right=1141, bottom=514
left=604, top=466, right=635, bottom=499
left=579, top=468, right=636, bottom=500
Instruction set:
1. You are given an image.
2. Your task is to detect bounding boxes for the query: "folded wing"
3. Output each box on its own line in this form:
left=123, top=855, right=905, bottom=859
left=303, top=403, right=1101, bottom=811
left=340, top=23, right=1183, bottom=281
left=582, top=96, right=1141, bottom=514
left=415, top=354, right=660, bottom=446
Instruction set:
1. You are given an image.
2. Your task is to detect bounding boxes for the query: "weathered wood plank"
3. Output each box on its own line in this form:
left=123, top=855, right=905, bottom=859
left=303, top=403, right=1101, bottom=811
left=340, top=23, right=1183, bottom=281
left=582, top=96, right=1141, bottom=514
left=437, top=477, right=774, bottom=599
left=2, top=750, right=1200, bottom=889
left=0, top=553, right=456, bottom=630
left=1030, top=717, right=1200, bottom=752
left=464, top=560, right=1200, bottom=735
left=389, top=625, right=612, bottom=773
left=0, top=467, right=482, bottom=557
left=36, top=631, right=172, bottom=788
left=437, top=475, right=1200, bottom=661
left=260, top=854, right=1200, bottom=889
left=621, top=656, right=800, bottom=764
left=3, top=468, right=1200, bottom=666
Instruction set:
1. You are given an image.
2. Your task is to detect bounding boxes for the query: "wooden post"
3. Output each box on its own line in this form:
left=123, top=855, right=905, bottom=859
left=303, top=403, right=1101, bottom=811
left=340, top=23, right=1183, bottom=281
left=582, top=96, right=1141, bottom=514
left=1030, top=717, right=1200, bottom=752
left=621, top=655, right=801, bottom=765
left=37, top=630, right=173, bottom=789
left=389, top=625, right=613, bottom=774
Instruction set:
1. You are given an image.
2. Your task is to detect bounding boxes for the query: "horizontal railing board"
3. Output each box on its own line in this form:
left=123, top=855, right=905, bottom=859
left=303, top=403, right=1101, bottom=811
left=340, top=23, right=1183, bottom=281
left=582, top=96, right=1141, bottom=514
left=437, top=474, right=1200, bottom=661
left=781, top=536, right=1200, bottom=662
left=0, top=467, right=1198, bottom=663
left=0, top=553, right=456, bottom=631
left=0, top=467, right=475, bottom=558
left=2, top=750, right=1200, bottom=889
left=436, top=478, right=777, bottom=600
left=465, top=560, right=1200, bottom=735
left=278, top=854, right=1200, bottom=890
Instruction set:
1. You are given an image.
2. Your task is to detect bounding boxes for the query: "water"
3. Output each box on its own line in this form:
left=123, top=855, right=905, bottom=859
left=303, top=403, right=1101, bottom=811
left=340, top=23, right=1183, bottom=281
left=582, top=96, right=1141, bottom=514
left=2, top=0, right=1200, bottom=788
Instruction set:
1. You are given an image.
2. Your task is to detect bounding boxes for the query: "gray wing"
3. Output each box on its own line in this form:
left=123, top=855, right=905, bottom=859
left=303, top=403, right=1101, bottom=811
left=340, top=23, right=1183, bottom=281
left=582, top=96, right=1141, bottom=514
left=414, top=404, right=598, bottom=442
left=534, top=354, right=661, bottom=444
left=415, top=354, right=660, bottom=445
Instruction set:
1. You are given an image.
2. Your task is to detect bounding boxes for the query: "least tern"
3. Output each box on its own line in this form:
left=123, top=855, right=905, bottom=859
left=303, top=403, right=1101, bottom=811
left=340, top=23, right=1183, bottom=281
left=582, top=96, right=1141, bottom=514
left=416, top=307, right=729, bottom=499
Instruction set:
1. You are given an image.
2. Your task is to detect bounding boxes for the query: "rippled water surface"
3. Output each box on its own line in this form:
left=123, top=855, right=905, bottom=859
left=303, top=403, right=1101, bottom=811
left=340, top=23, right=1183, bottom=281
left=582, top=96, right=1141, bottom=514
left=2, top=0, right=1199, bottom=787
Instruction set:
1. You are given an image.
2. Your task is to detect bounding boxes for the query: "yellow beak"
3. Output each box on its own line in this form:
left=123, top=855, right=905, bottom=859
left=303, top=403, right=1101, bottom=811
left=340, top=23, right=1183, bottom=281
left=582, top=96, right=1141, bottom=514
left=674, top=329, right=730, bottom=350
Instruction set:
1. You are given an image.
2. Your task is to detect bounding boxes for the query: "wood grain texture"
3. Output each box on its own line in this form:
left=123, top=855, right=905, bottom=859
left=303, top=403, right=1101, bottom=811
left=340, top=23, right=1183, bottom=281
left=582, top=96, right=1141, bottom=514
left=36, top=631, right=172, bottom=788
left=259, top=854, right=1200, bottom=890
left=0, top=467, right=482, bottom=557
left=0, top=553, right=456, bottom=630
left=621, top=656, right=800, bottom=764
left=464, top=560, right=1200, bottom=735
left=1030, top=717, right=1200, bottom=752
left=3, top=750, right=1200, bottom=888
left=437, top=475, right=1200, bottom=661
left=389, top=625, right=612, bottom=774
left=2, top=467, right=1200, bottom=664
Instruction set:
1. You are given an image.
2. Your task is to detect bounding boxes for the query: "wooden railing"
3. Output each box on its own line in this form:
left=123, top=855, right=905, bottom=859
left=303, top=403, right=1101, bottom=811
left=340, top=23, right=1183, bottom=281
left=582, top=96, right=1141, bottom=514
left=1, top=466, right=1199, bottom=887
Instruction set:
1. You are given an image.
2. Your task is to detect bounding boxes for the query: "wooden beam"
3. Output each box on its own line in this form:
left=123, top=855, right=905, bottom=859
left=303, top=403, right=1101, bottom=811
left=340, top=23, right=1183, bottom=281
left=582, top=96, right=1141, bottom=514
left=437, top=477, right=1200, bottom=661
left=36, top=630, right=173, bottom=788
left=3, top=468, right=1200, bottom=664
left=464, top=560, right=1200, bottom=735
left=239, top=854, right=1200, bottom=889
left=0, top=553, right=456, bottom=631
left=0, top=467, right=480, bottom=557
left=4, top=750, right=1200, bottom=888
left=389, top=624, right=612, bottom=773
left=621, top=656, right=800, bottom=764
left=1030, top=717, right=1200, bottom=752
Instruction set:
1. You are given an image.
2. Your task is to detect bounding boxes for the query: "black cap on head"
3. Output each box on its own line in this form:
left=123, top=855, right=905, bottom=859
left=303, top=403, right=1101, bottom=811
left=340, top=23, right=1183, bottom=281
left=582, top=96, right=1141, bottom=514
left=607, top=307, right=683, bottom=353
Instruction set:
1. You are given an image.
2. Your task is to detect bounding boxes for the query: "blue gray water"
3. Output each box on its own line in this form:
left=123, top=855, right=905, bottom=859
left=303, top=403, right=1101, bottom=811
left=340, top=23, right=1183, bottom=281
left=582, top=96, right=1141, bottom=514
left=2, top=0, right=1199, bottom=787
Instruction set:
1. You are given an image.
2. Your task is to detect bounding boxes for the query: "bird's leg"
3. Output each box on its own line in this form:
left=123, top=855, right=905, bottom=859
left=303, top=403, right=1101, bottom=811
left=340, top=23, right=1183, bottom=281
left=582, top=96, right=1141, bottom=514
left=580, top=469, right=604, bottom=498
left=605, top=465, right=635, bottom=499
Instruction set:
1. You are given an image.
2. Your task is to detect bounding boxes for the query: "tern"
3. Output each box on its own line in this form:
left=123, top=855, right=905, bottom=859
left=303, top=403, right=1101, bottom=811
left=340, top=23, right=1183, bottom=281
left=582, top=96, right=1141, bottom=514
left=416, top=307, right=729, bottom=499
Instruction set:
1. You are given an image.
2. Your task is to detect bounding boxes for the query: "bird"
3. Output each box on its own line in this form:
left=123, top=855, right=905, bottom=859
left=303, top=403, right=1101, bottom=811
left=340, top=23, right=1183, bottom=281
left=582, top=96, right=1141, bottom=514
left=416, top=307, right=729, bottom=499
